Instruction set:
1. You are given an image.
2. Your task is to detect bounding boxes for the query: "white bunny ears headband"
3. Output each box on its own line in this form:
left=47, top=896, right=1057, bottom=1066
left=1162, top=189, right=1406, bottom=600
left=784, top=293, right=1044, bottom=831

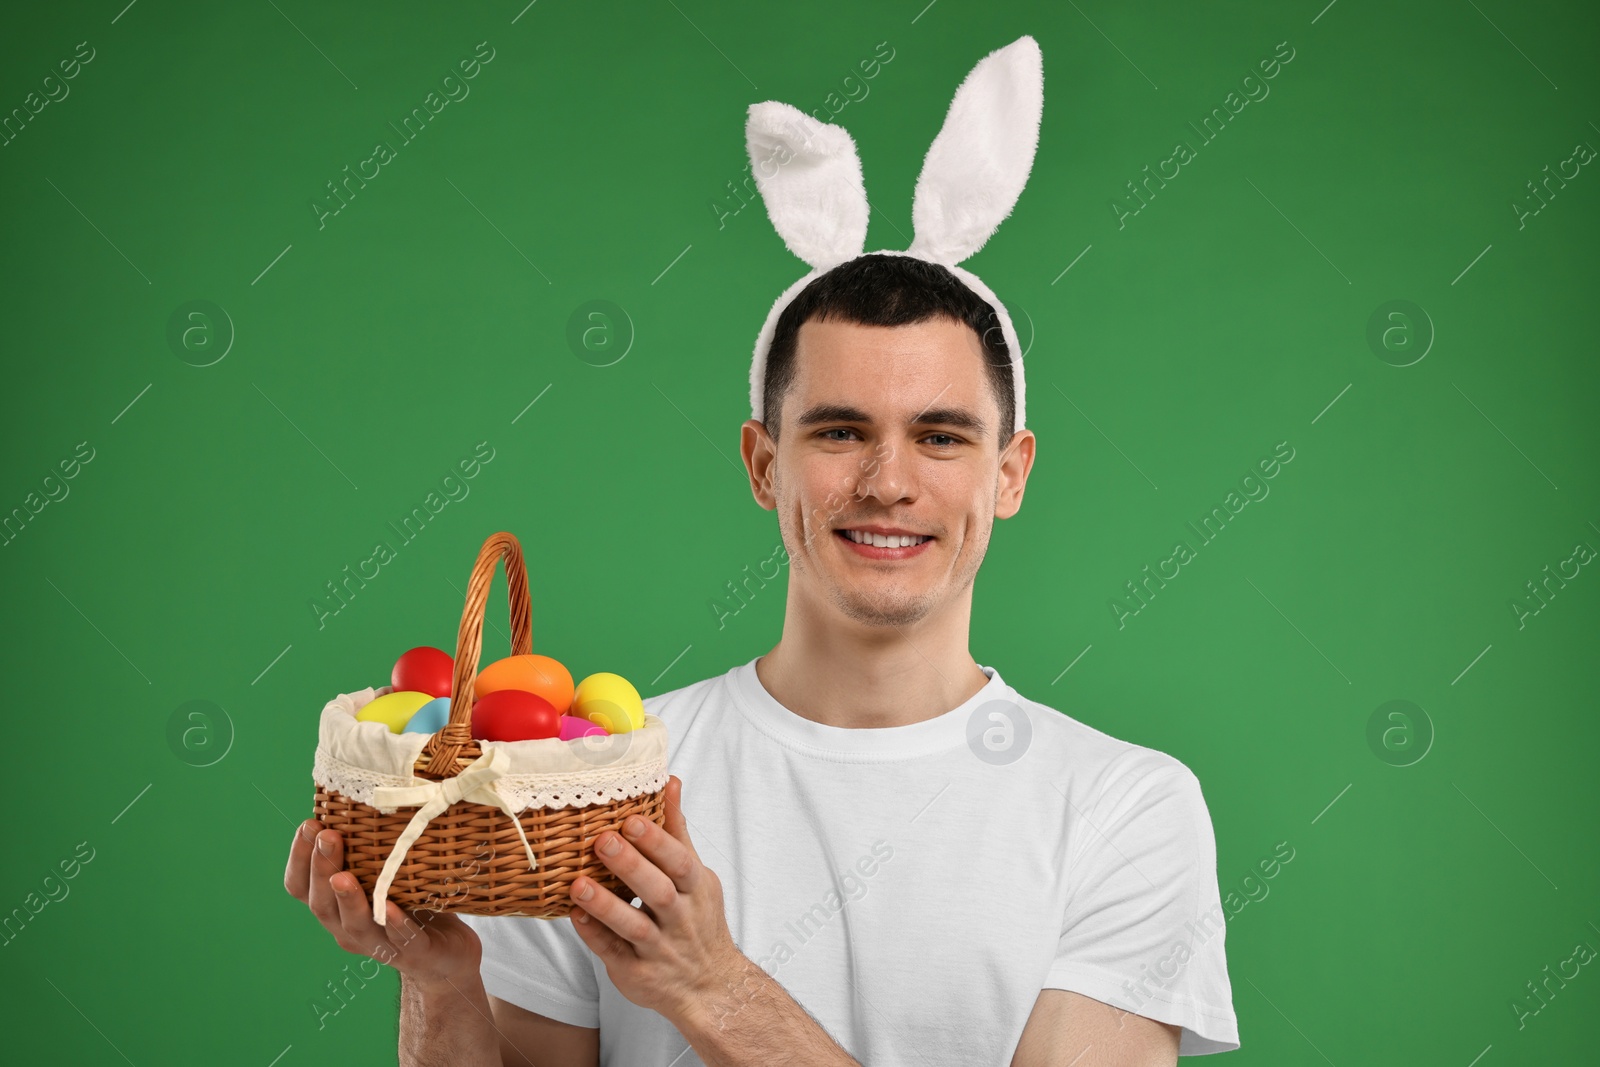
left=745, top=34, right=1044, bottom=439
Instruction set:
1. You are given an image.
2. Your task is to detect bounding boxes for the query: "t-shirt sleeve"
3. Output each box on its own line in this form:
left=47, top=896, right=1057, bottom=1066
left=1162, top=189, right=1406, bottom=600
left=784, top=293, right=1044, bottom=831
left=1044, top=759, right=1240, bottom=1056
left=456, top=912, right=601, bottom=1029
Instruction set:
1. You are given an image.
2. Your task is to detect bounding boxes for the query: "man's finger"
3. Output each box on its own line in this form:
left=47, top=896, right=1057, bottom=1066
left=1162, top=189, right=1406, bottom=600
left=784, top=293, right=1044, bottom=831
left=329, top=870, right=400, bottom=959
left=285, top=819, right=320, bottom=901
left=662, top=777, right=695, bottom=856
left=306, top=830, right=346, bottom=924
left=568, top=898, right=623, bottom=957
left=571, top=878, right=654, bottom=946
left=623, top=811, right=699, bottom=896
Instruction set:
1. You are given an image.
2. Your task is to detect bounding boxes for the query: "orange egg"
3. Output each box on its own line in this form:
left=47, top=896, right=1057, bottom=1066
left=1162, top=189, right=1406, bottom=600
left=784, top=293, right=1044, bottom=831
left=473, top=653, right=574, bottom=714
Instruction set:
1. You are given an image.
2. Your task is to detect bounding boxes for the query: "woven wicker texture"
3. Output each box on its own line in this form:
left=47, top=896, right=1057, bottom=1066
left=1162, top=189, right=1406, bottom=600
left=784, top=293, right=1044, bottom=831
left=312, top=530, right=668, bottom=919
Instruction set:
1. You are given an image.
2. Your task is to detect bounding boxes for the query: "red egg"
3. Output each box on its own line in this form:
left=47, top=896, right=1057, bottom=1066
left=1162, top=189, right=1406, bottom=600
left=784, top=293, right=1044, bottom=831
left=393, top=646, right=454, bottom=698
left=471, top=689, right=561, bottom=742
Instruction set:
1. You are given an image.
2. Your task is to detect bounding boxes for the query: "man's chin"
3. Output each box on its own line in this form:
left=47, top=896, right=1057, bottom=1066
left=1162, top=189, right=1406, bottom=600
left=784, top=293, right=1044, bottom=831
left=829, top=585, right=937, bottom=629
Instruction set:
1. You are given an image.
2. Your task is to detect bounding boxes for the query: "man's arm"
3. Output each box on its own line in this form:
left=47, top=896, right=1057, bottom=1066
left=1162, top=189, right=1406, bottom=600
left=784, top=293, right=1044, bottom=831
left=1011, top=989, right=1179, bottom=1067
left=399, top=974, right=604, bottom=1067
left=671, top=951, right=863, bottom=1067
left=399, top=972, right=502, bottom=1066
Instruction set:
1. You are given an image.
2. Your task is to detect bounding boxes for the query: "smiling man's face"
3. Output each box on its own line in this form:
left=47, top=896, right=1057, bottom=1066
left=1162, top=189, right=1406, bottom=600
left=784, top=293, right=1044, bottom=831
left=741, top=314, right=1036, bottom=631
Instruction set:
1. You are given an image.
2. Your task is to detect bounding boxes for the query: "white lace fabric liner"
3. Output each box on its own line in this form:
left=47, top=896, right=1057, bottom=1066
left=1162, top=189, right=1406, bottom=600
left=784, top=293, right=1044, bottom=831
left=313, top=685, right=669, bottom=813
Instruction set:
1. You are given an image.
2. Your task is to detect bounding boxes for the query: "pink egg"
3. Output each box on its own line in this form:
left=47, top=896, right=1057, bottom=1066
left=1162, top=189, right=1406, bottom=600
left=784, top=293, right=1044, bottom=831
left=559, top=714, right=607, bottom=741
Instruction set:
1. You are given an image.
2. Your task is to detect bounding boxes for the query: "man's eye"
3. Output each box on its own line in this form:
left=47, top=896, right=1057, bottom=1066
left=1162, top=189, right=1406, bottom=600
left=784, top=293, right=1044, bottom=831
left=818, top=429, right=961, bottom=447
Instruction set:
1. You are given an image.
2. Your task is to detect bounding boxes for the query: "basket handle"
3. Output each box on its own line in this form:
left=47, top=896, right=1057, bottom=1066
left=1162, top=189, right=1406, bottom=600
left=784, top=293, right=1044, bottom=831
left=414, top=531, right=533, bottom=779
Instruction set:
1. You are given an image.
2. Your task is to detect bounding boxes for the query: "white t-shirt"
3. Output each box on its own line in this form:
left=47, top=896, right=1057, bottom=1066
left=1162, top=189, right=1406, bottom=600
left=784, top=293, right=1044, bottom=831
left=460, top=658, right=1240, bottom=1063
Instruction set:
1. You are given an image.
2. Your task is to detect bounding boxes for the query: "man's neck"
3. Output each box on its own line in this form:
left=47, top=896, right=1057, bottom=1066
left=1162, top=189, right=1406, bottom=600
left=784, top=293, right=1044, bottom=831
left=754, top=596, right=991, bottom=730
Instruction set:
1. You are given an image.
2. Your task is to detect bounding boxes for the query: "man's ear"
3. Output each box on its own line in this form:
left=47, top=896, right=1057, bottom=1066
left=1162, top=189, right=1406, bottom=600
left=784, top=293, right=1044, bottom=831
left=741, top=419, right=779, bottom=510
left=995, top=429, right=1035, bottom=520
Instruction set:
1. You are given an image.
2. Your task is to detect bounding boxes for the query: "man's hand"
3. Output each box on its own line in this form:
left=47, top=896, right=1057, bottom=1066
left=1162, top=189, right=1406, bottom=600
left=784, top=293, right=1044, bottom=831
left=284, top=818, right=483, bottom=989
left=567, top=775, right=745, bottom=1024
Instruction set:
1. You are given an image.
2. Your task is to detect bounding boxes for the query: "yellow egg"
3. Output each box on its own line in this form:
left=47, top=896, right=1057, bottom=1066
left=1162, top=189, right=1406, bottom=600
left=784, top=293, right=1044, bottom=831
left=572, top=673, right=645, bottom=734
left=356, top=691, right=435, bottom=734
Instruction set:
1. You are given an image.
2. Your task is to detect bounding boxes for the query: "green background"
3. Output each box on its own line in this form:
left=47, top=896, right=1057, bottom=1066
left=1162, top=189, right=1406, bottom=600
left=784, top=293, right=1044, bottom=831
left=2, top=0, right=1595, bottom=1063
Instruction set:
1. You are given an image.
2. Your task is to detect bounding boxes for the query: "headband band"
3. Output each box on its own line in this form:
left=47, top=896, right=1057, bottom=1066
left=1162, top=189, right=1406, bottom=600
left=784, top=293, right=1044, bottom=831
left=744, top=35, right=1044, bottom=438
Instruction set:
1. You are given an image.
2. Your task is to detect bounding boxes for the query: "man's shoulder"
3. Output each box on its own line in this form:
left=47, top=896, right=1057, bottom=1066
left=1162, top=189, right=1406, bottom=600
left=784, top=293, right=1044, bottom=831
left=1007, top=681, right=1202, bottom=794
left=642, top=663, right=737, bottom=719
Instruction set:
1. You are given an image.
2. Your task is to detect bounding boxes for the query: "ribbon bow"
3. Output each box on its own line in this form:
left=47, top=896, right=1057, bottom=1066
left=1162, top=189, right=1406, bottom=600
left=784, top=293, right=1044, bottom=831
left=367, top=745, right=538, bottom=925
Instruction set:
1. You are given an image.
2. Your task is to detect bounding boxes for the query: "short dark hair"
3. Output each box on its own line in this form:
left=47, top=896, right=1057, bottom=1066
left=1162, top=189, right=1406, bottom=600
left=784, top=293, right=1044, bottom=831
left=761, top=254, right=1015, bottom=444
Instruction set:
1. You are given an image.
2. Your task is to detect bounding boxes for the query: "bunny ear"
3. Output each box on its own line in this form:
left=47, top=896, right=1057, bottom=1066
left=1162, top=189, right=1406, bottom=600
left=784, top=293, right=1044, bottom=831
left=908, top=35, right=1043, bottom=265
left=745, top=101, right=869, bottom=271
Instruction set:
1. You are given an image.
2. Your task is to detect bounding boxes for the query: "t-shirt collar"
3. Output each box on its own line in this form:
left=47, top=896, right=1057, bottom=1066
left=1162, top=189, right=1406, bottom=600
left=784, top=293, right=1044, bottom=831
left=726, top=655, right=1013, bottom=760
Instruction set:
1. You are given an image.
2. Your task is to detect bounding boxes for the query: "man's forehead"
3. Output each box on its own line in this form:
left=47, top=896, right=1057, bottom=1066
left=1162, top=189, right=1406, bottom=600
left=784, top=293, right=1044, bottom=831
left=787, top=318, right=1000, bottom=439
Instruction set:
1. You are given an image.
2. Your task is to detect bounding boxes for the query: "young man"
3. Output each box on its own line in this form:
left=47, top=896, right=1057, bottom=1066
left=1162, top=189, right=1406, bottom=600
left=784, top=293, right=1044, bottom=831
left=286, top=254, right=1240, bottom=1065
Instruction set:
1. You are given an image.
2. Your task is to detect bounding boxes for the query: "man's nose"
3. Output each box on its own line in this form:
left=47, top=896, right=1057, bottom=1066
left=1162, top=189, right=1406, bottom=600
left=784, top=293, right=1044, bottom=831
left=853, top=445, right=913, bottom=503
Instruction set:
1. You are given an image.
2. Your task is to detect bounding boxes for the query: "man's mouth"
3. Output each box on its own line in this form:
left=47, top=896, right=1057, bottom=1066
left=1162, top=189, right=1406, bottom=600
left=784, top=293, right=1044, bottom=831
left=834, top=528, right=935, bottom=552
left=836, top=529, right=934, bottom=548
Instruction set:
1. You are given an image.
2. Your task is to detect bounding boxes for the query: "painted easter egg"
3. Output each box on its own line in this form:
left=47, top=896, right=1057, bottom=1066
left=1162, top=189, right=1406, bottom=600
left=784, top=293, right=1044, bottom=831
left=392, top=646, right=454, bottom=698
left=401, top=697, right=451, bottom=735
left=356, top=691, right=435, bottom=734
left=572, top=672, right=645, bottom=734
left=474, top=654, right=574, bottom=715
left=559, top=714, right=607, bottom=741
left=471, top=689, right=561, bottom=742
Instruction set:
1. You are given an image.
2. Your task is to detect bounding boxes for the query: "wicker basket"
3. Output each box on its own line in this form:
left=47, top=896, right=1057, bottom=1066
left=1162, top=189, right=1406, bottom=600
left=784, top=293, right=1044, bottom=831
left=311, top=530, right=668, bottom=924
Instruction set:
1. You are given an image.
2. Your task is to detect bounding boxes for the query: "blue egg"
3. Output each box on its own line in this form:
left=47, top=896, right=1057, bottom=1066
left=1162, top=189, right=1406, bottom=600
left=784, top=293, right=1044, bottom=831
left=402, top=697, right=451, bottom=735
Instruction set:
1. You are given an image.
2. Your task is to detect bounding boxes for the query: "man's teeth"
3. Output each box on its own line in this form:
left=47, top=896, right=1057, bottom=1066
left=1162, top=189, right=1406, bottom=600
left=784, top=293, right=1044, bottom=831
left=843, top=530, right=931, bottom=548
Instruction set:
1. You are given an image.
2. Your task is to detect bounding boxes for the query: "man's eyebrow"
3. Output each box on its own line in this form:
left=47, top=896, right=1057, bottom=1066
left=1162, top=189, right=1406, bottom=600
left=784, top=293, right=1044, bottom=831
left=795, top=404, right=873, bottom=428
left=794, top=403, right=988, bottom=438
left=916, top=407, right=988, bottom=437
